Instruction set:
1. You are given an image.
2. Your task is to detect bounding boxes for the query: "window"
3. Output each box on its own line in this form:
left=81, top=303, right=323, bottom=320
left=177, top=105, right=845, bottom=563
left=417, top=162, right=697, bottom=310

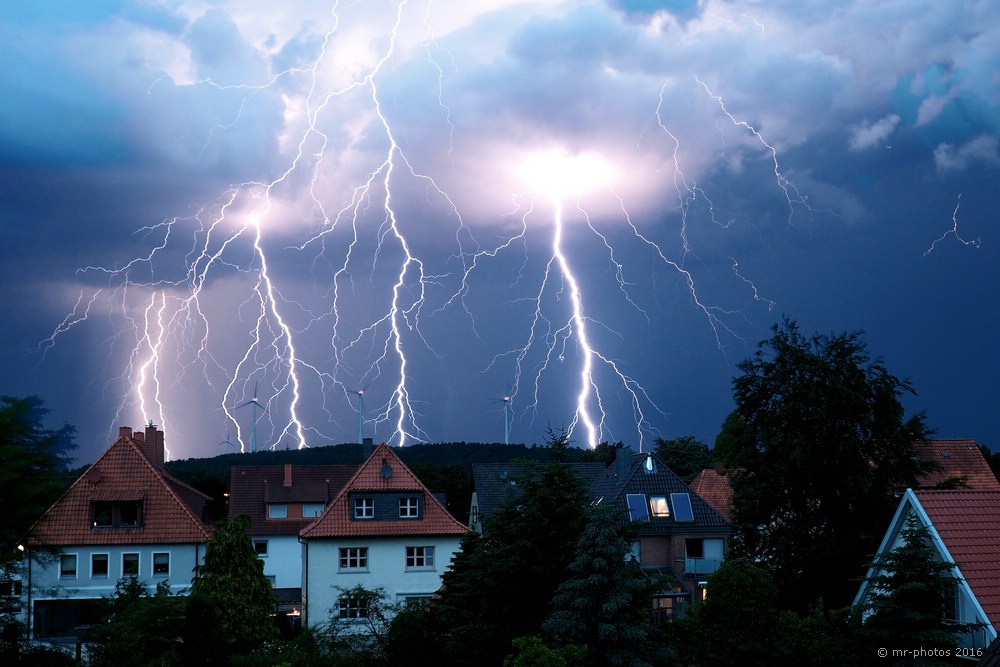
left=339, top=547, right=368, bottom=571
left=303, top=503, right=325, bottom=518
left=123, top=553, right=140, bottom=577
left=399, top=497, right=419, bottom=518
left=0, top=579, right=22, bottom=598
left=626, top=494, right=650, bottom=522
left=338, top=593, right=370, bottom=619
left=92, top=501, right=142, bottom=529
left=405, top=546, right=435, bottom=569
left=670, top=493, right=694, bottom=522
left=265, top=575, right=277, bottom=587
left=649, top=496, right=670, bottom=517
left=60, top=554, right=77, bottom=579
left=91, top=554, right=109, bottom=578
left=354, top=497, right=374, bottom=519
left=400, top=595, right=432, bottom=610
left=267, top=504, right=288, bottom=519
left=254, top=540, right=268, bottom=557
left=685, top=538, right=704, bottom=559
left=153, top=552, right=170, bottom=576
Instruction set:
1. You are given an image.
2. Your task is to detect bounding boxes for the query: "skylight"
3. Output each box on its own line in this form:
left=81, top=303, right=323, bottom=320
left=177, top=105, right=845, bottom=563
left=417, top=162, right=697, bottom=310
left=670, top=493, right=694, bottom=522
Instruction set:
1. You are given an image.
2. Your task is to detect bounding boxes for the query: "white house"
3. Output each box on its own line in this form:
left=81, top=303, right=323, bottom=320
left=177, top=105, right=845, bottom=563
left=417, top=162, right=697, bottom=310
left=300, top=443, right=467, bottom=628
left=854, top=488, right=1000, bottom=651
left=23, top=425, right=212, bottom=641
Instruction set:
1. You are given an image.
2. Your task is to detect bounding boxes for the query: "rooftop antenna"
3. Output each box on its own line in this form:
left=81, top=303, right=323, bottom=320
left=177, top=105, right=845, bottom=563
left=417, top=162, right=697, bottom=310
left=347, top=385, right=369, bottom=444
left=237, top=381, right=267, bottom=453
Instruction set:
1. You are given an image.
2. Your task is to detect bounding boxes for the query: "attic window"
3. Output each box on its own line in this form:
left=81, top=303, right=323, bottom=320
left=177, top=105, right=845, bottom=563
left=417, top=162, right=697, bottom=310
left=626, top=494, right=650, bottom=522
left=643, top=455, right=656, bottom=474
left=92, top=501, right=142, bottom=529
left=354, top=497, right=375, bottom=519
left=650, top=496, right=670, bottom=517
left=670, top=493, right=695, bottom=522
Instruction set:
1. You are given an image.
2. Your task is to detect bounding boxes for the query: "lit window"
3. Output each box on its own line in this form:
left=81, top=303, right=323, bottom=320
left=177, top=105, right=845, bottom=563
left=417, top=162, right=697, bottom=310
left=354, top=497, right=374, bottom=519
left=339, top=547, right=369, bottom=571
left=399, top=497, right=419, bottom=518
left=123, top=553, right=139, bottom=577
left=649, top=496, right=670, bottom=517
left=268, top=504, right=288, bottom=519
left=153, top=552, right=170, bottom=576
left=254, top=540, right=268, bottom=557
left=405, top=546, right=435, bottom=569
left=91, top=554, right=109, bottom=578
left=338, top=594, right=370, bottom=620
left=303, top=503, right=325, bottom=518
left=60, top=554, right=77, bottom=579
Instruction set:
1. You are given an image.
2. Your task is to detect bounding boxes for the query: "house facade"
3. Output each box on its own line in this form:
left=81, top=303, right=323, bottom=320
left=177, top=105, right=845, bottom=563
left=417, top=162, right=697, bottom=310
left=227, top=463, right=355, bottom=614
left=591, top=449, right=731, bottom=620
left=854, top=488, right=1000, bottom=651
left=22, top=425, right=212, bottom=640
left=300, top=443, right=467, bottom=628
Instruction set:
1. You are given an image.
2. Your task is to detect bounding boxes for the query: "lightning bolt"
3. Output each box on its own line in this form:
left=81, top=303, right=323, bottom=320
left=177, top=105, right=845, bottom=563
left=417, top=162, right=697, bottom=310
left=925, top=194, right=981, bottom=255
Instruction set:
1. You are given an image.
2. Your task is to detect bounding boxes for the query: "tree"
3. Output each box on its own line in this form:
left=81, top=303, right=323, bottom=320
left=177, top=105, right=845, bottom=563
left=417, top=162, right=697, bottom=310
left=0, top=396, right=75, bottom=559
left=432, top=429, right=592, bottom=665
left=317, top=585, right=398, bottom=663
left=654, top=436, right=713, bottom=483
left=184, top=514, right=277, bottom=663
left=856, top=515, right=976, bottom=664
left=718, top=319, right=929, bottom=610
left=88, top=579, right=186, bottom=667
left=542, top=505, right=668, bottom=666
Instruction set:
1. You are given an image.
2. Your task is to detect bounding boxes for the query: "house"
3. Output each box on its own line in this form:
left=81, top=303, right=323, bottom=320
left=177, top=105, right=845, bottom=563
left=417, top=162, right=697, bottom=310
left=22, top=424, right=212, bottom=641
left=227, top=463, right=355, bottom=615
left=468, top=462, right=607, bottom=535
left=688, top=465, right=733, bottom=523
left=853, top=488, right=1000, bottom=651
left=591, top=449, right=731, bottom=620
left=299, top=443, right=468, bottom=628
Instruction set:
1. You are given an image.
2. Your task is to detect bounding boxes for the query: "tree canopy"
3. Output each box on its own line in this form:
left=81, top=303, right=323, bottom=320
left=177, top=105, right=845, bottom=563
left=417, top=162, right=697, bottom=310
left=653, top=436, right=713, bottom=483
left=718, top=319, right=929, bottom=610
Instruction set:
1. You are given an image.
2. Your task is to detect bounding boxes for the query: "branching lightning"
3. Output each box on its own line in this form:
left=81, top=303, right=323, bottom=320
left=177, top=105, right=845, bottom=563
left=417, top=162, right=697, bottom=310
left=925, top=194, right=981, bottom=255
left=38, top=1, right=803, bottom=457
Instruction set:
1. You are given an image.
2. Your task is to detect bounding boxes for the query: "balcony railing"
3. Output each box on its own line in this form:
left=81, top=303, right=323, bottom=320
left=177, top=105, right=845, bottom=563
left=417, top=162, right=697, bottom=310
left=684, top=557, right=723, bottom=575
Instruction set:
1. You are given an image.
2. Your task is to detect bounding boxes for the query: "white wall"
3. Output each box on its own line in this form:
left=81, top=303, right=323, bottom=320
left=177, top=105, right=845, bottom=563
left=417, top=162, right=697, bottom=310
left=254, top=534, right=303, bottom=589
left=304, top=535, right=461, bottom=628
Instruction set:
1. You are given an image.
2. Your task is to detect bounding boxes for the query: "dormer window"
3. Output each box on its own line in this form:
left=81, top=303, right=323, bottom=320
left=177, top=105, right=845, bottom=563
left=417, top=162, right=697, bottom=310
left=399, top=497, right=419, bottom=519
left=354, top=497, right=375, bottom=519
left=92, top=501, right=143, bottom=529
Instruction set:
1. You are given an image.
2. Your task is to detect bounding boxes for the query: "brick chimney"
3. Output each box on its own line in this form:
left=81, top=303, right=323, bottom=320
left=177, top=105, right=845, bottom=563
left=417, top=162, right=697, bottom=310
left=283, top=463, right=293, bottom=488
left=119, top=426, right=133, bottom=440
left=142, top=423, right=165, bottom=467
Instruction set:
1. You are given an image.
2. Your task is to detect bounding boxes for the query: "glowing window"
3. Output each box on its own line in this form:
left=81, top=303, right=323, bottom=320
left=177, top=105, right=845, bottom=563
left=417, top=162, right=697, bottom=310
left=649, top=496, right=670, bottom=517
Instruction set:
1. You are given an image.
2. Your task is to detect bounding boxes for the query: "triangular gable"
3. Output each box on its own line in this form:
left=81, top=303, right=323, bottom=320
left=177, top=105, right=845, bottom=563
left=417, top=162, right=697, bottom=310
left=300, top=443, right=467, bottom=539
left=27, top=434, right=211, bottom=546
left=854, top=488, right=998, bottom=644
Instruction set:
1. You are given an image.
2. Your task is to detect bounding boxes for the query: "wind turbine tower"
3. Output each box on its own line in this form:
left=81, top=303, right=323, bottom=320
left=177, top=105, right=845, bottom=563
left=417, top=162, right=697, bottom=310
left=349, top=388, right=366, bottom=445
left=502, top=395, right=511, bottom=445
left=237, top=382, right=267, bottom=453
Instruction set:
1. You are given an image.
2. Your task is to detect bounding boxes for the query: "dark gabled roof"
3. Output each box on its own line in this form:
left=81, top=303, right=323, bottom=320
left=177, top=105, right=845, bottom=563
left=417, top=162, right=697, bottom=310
left=472, top=462, right=607, bottom=524
left=228, top=464, right=356, bottom=535
left=689, top=466, right=734, bottom=523
left=300, top=444, right=467, bottom=539
left=591, top=451, right=729, bottom=532
left=913, top=439, right=1000, bottom=490
left=27, top=432, right=212, bottom=546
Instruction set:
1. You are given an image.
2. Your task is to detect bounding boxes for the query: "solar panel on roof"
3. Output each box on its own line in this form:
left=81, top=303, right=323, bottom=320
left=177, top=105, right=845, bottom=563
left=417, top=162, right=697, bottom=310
left=670, top=492, right=694, bottom=522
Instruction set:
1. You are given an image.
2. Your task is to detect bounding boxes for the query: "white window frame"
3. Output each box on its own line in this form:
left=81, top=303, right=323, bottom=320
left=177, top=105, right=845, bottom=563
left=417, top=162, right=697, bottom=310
left=91, top=552, right=110, bottom=578
left=399, top=497, right=419, bottom=518
left=354, top=497, right=375, bottom=519
left=122, top=552, right=140, bottom=577
left=60, top=553, right=78, bottom=579
left=339, top=547, right=369, bottom=571
left=338, top=594, right=369, bottom=620
left=268, top=503, right=288, bottom=519
left=649, top=496, right=670, bottom=517
left=303, top=502, right=325, bottom=518
left=405, top=546, right=435, bottom=570
left=152, top=552, right=170, bottom=577
left=254, top=539, right=269, bottom=557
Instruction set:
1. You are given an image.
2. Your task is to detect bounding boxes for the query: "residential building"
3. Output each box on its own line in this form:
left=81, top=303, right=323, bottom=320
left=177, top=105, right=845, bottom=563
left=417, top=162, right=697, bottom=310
left=468, top=462, right=607, bottom=535
left=227, top=463, right=355, bottom=615
left=854, top=488, right=1000, bottom=651
left=299, top=443, right=467, bottom=628
left=688, top=465, right=733, bottom=523
left=591, top=449, right=731, bottom=621
left=22, top=425, right=212, bottom=641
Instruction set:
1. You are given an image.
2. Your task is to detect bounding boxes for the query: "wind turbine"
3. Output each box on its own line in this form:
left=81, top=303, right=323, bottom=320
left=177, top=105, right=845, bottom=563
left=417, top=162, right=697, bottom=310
left=237, top=381, right=267, bottom=453
left=347, top=386, right=368, bottom=444
left=217, top=429, right=236, bottom=449
left=493, top=393, right=512, bottom=445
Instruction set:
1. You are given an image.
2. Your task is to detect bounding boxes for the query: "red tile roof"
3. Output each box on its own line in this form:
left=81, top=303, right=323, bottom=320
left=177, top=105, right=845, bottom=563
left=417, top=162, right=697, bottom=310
left=914, top=490, right=1000, bottom=628
left=689, top=466, right=734, bottom=523
left=27, top=430, right=212, bottom=546
left=301, top=443, right=467, bottom=539
left=914, top=439, right=1000, bottom=490
left=228, top=464, right=356, bottom=535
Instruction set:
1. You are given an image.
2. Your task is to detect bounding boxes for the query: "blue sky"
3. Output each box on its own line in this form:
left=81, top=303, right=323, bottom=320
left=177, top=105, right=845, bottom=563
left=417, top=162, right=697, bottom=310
left=2, top=0, right=998, bottom=463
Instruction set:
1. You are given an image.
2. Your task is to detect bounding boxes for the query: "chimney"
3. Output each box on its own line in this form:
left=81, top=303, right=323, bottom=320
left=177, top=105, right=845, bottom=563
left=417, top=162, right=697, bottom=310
left=615, top=447, right=630, bottom=482
left=362, top=437, right=375, bottom=462
left=143, top=423, right=165, bottom=467
left=119, top=426, right=133, bottom=440
left=284, top=463, right=293, bottom=488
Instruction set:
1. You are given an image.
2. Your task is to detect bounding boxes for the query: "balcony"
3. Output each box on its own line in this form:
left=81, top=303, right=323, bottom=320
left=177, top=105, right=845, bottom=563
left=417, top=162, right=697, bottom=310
left=684, top=557, right=723, bottom=576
